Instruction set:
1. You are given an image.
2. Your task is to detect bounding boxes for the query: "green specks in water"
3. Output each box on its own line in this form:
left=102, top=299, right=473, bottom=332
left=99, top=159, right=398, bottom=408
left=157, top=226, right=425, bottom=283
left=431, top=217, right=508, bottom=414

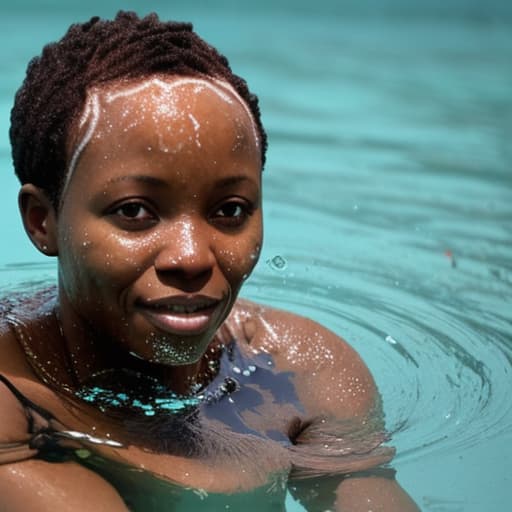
left=75, top=369, right=202, bottom=417
left=154, top=396, right=201, bottom=411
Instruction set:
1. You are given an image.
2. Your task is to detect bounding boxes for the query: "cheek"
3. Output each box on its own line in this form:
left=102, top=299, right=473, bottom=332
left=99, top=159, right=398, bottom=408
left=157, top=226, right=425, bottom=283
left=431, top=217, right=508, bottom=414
left=217, top=230, right=262, bottom=285
left=58, top=224, right=147, bottom=296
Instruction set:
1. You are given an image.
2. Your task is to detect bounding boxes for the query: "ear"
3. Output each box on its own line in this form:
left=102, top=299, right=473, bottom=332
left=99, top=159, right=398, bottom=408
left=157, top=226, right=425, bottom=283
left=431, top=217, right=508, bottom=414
left=18, top=184, right=58, bottom=256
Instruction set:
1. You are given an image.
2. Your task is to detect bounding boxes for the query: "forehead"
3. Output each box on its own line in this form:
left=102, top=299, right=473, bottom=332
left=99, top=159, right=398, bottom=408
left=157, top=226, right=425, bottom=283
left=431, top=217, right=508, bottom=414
left=63, top=76, right=261, bottom=198
left=98, top=76, right=257, bottom=128
left=82, top=76, right=257, bottom=142
left=66, top=76, right=260, bottom=181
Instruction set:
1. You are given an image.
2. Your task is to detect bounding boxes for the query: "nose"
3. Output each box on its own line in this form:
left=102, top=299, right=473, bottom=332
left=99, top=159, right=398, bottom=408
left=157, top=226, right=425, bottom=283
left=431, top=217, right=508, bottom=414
left=153, top=217, right=215, bottom=285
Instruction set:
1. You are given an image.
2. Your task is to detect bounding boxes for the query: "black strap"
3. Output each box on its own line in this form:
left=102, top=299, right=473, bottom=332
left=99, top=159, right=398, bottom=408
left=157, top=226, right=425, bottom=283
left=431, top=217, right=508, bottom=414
left=0, top=374, right=57, bottom=431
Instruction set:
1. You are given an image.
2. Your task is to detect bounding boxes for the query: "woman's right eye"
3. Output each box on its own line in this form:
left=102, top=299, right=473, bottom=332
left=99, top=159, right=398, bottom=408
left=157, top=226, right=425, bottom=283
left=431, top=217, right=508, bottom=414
left=108, top=202, right=158, bottom=229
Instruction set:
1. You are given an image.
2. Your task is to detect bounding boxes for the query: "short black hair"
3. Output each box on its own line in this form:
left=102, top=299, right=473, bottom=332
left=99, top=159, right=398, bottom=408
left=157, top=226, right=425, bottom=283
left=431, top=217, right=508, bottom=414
left=10, top=11, right=267, bottom=207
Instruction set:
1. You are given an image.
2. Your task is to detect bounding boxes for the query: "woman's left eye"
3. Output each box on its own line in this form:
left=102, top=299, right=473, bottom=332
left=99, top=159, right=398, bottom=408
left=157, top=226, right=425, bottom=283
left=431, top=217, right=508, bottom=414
left=212, top=201, right=252, bottom=227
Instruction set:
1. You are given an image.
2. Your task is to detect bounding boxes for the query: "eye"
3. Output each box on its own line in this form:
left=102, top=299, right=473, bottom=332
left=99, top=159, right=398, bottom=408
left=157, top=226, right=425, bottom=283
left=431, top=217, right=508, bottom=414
left=108, top=201, right=158, bottom=230
left=211, top=200, right=253, bottom=228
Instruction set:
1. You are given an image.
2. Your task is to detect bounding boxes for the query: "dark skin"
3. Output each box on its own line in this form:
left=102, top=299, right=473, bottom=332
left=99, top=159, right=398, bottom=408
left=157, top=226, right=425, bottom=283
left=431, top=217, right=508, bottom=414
left=0, top=76, right=419, bottom=511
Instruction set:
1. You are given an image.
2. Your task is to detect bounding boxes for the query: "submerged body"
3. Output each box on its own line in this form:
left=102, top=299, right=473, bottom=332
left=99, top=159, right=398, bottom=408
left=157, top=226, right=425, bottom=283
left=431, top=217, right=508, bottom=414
left=0, top=290, right=402, bottom=511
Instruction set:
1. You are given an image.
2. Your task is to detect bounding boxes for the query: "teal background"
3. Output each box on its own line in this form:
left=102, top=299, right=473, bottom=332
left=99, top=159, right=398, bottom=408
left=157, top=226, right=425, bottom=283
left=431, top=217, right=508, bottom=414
left=1, top=1, right=511, bottom=510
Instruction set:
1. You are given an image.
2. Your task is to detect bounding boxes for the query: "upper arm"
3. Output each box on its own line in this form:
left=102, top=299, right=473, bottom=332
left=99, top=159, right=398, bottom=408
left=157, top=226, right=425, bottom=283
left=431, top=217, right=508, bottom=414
left=290, top=473, right=420, bottom=512
left=0, top=459, right=129, bottom=512
left=335, top=475, right=421, bottom=512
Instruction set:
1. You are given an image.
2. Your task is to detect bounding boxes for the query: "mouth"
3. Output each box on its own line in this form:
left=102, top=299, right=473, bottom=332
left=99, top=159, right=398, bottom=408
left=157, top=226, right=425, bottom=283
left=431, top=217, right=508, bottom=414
left=135, top=295, right=223, bottom=336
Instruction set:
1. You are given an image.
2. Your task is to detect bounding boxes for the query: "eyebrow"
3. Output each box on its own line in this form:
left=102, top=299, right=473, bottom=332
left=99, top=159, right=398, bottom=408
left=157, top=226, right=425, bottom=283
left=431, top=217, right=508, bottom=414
left=106, top=175, right=168, bottom=187
left=105, top=174, right=257, bottom=189
left=213, top=175, right=258, bottom=189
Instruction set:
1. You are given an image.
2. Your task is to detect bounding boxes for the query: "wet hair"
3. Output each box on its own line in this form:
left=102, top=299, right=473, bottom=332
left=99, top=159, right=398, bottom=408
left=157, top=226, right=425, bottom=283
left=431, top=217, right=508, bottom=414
left=10, top=11, right=267, bottom=207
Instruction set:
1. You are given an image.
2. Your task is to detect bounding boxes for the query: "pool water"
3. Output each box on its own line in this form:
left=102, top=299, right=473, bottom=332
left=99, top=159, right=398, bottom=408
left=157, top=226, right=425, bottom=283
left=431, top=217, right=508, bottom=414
left=1, top=1, right=511, bottom=510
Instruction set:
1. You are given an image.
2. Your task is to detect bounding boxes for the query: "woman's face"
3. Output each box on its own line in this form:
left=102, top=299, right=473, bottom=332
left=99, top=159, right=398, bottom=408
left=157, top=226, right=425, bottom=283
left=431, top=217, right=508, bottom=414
left=56, top=76, right=262, bottom=366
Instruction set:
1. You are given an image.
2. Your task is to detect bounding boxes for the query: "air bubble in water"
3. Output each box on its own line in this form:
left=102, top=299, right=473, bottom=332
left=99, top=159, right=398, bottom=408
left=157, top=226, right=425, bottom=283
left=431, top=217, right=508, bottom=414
left=267, top=255, right=287, bottom=271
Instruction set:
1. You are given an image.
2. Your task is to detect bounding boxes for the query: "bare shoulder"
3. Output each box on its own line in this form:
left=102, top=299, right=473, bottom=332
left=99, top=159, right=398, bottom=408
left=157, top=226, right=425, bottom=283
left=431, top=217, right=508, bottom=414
left=229, top=299, right=378, bottom=420
left=0, top=314, right=64, bottom=444
left=0, top=318, right=32, bottom=376
left=0, top=322, right=34, bottom=440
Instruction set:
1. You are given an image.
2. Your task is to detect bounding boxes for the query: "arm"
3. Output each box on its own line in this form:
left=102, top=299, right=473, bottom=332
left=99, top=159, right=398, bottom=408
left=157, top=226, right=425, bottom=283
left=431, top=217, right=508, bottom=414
left=289, top=471, right=420, bottom=512
left=0, top=459, right=130, bottom=512
left=335, top=474, right=420, bottom=512
left=238, top=302, right=420, bottom=511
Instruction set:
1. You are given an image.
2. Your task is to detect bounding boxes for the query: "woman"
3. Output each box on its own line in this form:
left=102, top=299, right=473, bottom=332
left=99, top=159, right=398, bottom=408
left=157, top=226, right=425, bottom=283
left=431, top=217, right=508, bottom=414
left=0, top=12, right=419, bottom=511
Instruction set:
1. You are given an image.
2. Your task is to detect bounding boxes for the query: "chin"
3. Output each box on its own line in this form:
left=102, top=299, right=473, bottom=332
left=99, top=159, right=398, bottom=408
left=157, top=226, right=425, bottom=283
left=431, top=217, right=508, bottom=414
left=144, top=335, right=208, bottom=366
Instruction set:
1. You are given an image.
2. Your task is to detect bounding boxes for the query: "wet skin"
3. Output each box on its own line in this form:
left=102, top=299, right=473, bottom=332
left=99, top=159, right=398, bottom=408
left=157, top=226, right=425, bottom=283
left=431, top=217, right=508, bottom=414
left=54, top=77, right=263, bottom=392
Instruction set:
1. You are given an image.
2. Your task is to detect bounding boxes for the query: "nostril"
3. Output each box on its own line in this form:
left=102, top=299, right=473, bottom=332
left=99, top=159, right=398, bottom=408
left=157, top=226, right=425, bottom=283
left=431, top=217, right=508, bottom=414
left=154, top=253, right=214, bottom=274
left=153, top=244, right=215, bottom=285
left=154, top=264, right=213, bottom=293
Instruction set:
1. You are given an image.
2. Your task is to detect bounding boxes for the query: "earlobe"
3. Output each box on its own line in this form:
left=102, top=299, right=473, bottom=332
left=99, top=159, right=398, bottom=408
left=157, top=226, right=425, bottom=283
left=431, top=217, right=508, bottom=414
left=18, top=184, right=58, bottom=256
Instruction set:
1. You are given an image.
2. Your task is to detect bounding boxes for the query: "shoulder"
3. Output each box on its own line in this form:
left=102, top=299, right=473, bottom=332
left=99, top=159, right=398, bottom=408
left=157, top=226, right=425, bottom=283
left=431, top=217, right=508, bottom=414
left=0, top=299, right=54, bottom=443
left=0, top=325, right=38, bottom=443
left=0, top=286, right=58, bottom=378
left=228, top=299, right=378, bottom=420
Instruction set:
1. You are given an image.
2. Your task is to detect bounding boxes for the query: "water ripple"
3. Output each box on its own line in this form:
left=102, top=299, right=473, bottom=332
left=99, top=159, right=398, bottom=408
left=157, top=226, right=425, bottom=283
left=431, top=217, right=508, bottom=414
left=245, top=242, right=512, bottom=469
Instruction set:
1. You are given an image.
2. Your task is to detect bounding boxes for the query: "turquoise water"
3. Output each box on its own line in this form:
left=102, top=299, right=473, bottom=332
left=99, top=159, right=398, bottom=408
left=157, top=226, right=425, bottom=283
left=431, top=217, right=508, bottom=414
left=1, top=1, right=511, bottom=510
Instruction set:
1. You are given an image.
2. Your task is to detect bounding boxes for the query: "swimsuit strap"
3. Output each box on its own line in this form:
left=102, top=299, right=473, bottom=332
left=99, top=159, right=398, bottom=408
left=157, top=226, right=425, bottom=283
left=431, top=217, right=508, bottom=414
left=0, top=374, right=122, bottom=465
left=0, top=373, right=56, bottom=425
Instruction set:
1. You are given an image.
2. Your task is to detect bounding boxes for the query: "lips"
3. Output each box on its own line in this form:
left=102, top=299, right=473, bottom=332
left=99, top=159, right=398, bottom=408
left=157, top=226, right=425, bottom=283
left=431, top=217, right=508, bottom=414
left=135, top=295, right=222, bottom=336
